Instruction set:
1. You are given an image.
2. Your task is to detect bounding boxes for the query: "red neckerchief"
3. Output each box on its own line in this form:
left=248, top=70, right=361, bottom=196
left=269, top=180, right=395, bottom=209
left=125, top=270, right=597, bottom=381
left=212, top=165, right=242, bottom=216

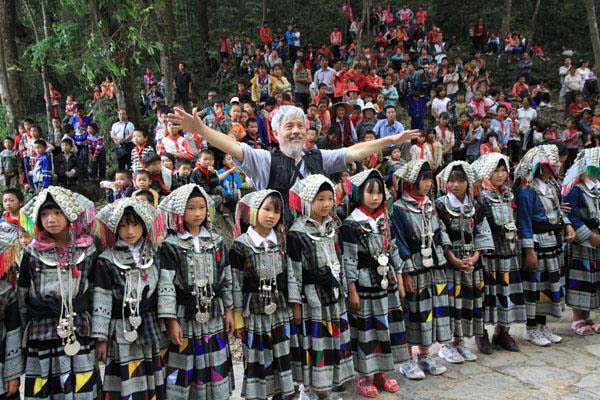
left=2, top=211, right=19, bottom=226
left=214, top=112, right=225, bottom=124
left=135, top=144, right=146, bottom=168
left=405, top=189, right=427, bottom=205
left=150, top=173, right=171, bottom=194
left=247, top=131, right=261, bottom=149
left=496, top=117, right=505, bottom=133
left=438, top=125, right=447, bottom=140
left=197, top=166, right=211, bottom=182
left=417, top=143, right=425, bottom=159
left=358, top=205, right=384, bottom=220
left=304, top=140, right=315, bottom=150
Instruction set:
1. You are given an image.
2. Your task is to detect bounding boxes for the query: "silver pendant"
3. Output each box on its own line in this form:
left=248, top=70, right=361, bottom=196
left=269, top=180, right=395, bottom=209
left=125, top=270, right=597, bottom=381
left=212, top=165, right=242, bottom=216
left=377, top=265, right=387, bottom=276
left=381, top=278, right=389, bottom=289
left=57, top=320, right=70, bottom=339
left=195, top=310, right=210, bottom=323
left=195, top=278, right=207, bottom=288
left=123, top=329, right=138, bottom=343
left=264, top=301, right=277, bottom=315
left=377, top=254, right=389, bottom=266
left=64, top=338, right=81, bottom=356
left=421, top=247, right=432, bottom=257
left=422, top=256, right=434, bottom=268
left=129, top=315, right=142, bottom=329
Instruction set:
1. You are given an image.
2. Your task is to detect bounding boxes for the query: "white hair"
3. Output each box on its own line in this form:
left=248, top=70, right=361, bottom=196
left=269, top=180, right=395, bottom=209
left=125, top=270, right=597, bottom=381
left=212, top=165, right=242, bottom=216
left=271, top=105, right=306, bottom=133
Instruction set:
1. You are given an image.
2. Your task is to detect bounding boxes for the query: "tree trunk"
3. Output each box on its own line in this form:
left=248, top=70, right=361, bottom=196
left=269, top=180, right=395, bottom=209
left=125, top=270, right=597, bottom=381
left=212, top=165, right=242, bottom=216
left=154, top=0, right=177, bottom=105
left=356, top=0, right=369, bottom=56
left=197, top=0, right=210, bottom=78
left=0, top=32, right=17, bottom=132
left=585, top=0, right=600, bottom=71
left=261, top=0, right=267, bottom=25
left=0, top=0, right=24, bottom=129
left=500, top=0, right=512, bottom=36
left=40, top=1, right=54, bottom=134
left=527, top=0, right=541, bottom=51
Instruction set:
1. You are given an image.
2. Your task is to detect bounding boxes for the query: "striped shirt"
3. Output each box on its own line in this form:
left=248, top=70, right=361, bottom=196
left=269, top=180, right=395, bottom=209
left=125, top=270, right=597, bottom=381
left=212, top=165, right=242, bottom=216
left=86, top=134, right=105, bottom=156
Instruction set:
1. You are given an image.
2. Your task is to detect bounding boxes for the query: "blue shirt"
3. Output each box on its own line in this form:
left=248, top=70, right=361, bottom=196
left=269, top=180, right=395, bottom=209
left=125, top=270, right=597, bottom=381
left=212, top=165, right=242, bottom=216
left=373, top=119, right=405, bottom=139
left=218, top=168, right=242, bottom=196
left=285, top=31, right=295, bottom=46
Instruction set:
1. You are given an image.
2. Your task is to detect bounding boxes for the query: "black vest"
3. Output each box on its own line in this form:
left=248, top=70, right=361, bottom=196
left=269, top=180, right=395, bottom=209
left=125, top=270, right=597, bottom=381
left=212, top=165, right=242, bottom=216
left=267, top=148, right=325, bottom=225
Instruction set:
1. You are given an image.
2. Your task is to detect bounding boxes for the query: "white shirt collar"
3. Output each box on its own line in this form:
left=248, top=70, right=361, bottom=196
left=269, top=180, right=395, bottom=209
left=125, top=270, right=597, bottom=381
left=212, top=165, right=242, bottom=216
left=350, top=207, right=384, bottom=233
left=585, top=179, right=599, bottom=191
left=247, top=226, right=278, bottom=250
left=116, top=239, right=144, bottom=264
left=447, top=192, right=470, bottom=212
left=178, top=227, right=211, bottom=252
left=533, top=178, right=549, bottom=195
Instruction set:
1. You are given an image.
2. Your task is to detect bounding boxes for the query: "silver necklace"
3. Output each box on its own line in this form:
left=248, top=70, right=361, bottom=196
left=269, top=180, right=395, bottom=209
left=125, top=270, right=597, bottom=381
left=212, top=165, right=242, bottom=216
left=190, top=236, right=215, bottom=323
left=420, top=201, right=435, bottom=267
left=256, top=245, right=280, bottom=315
left=55, top=244, right=80, bottom=356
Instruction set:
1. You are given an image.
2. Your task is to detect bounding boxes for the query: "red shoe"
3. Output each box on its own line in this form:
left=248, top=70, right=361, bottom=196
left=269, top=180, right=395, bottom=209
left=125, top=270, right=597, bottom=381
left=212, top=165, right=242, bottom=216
left=356, top=376, right=379, bottom=398
left=373, top=373, right=399, bottom=394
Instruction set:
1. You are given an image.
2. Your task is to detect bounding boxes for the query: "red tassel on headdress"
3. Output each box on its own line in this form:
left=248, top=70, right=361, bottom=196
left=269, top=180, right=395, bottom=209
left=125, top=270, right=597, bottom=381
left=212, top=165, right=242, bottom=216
left=288, top=191, right=302, bottom=213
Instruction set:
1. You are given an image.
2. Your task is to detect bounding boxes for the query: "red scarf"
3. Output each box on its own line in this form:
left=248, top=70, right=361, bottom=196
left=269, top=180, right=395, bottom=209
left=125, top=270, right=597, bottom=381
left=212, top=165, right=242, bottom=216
left=2, top=211, right=18, bottom=226
left=358, top=205, right=384, bottom=220
left=151, top=173, right=171, bottom=194
left=417, top=143, right=425, bottom=159
left=135, top=145, right=146, bottom=168
left=197, top=166, right=211, bottom=182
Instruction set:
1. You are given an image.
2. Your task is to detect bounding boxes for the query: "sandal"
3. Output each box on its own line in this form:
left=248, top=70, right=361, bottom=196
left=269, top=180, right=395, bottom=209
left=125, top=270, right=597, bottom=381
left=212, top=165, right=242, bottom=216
left=356, top=377, right=379, bottom=398
left=373, top=373, right=399, bottom=393
left=585, top=319, right=600, bottom=334
left=571, top=320, right=594, bottom=336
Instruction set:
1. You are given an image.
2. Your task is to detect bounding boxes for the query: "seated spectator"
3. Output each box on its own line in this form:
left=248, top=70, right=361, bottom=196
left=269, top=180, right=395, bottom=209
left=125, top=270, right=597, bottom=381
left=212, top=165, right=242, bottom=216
left=568, top=92, right=591, bottom=119
left=511, top=75, right=529, bottom=102
left=480, top=132, right=501, bottom=155
left=102, top=169, right=135, bottom=203
left=191, top=149, right=224, bottom=208
left=172, top=159, right=193, bottom=189
left=142, top=151, right=173, bottom=198
left=217, top=154, right=243, bottom=216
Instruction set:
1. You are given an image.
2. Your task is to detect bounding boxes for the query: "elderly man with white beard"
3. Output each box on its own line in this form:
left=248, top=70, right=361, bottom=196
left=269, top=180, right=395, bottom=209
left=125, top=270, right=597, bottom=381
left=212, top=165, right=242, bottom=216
left=168, top=105, right=419, bottom=222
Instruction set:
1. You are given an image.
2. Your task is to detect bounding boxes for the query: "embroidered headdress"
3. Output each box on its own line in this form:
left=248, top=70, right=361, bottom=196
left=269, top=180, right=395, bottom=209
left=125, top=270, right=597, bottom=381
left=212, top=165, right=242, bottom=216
left=158, top=183, right=215, bottom=233
left=344, top=168, right=393, bottom=214
left=562, top=147, right=600, bottom=196
left=234, top=189, right=285, bottom=238
left=436, top=161, right=477, bottom=195
left=96, top=198, right=165, bottom=248
left=514, top=144, right=560, bottom=183
left=289, top=174, right=335, bottom=217
left=19, top=186, right=95, bottom=238
left=471, top=152, right=510, bottom=181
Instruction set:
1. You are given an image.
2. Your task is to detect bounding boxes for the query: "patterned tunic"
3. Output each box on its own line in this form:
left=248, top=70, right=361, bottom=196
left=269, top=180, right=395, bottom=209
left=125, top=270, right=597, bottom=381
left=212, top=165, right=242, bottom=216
left=478, top=188, right=526, bottom=327
left=17, top=244, right=99, bottom=400
left=160, top=233, right=234, bottom=400
left=92, top=245, right=168, bottom=399
left=435, top=195, right=494, bottom=338
left=0, top=279, right=23, bottom=397
left=391, top=194, right=452, bottom=346
left=287, top=216, right=354, bottom=393
left=564, top=183, right=600, bottom=311
left=517, top=180, right=567, bottom=319
left=340, top=211, right=408, bottom=376
left=230, top=233, right=295, bottom=400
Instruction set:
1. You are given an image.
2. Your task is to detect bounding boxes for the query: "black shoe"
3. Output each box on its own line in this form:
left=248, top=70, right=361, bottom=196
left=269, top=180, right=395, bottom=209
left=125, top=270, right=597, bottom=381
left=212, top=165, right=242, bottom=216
left=475, top=330, right=493, bottom=354
left=492, top=331, right=520, bottom=352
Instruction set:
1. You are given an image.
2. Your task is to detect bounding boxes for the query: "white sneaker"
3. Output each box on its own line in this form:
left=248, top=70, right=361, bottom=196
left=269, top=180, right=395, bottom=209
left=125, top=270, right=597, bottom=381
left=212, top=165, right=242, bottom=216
left=417, top=354, right=448, bottom=375
left=523, top=328, right=551, bottom=347
left=438, top=344, right=465, bottom=364
left=455, top=341, right=478, bottom=361
left=539, top=325, right=562, bottom=343
left=399, top=359, right=426, bottom=380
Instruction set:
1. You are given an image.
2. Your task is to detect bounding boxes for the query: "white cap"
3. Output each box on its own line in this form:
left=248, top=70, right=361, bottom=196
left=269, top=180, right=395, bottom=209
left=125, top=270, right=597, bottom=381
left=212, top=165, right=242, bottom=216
left=230, top=96, right=240, bottom=104
left=362, top=102, right=376, bottom=113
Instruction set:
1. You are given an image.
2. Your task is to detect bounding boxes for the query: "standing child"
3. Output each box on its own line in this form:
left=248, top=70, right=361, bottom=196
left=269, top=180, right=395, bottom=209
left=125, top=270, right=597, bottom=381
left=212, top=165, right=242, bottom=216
left=93, top=198, right=168, bottom=399
left=31, top=140, right=53, bottom=193
left=0, top=276, right=23, bottom=399
left=217, top=154, right=243, bottom=215
left=86, top=123, right=106, bottom=180
left=391, top=160, right=451, bottom=377
left=435, top=162, right=494, bottom=363
left=131, top=128, right=155, bottom=172
left=18, top=186, right=99, bottom=399
left=55, top=137, right=81, bottom=192
left=340, top=169, right=411, bottom=396
left=287, top=174, right=354, bottom=398
left=0, top=188, right=24, bottom=280
left=158, top=184, right=234, bottom=400
left=471, top=153, right=525, bottom=353
left=516, top=144, right=575, bottom=346
left=0, top=137, right=21, bottom=188
left=229, top=190, right=295, bottom=400
left=562, top=148, right=600, bottom=335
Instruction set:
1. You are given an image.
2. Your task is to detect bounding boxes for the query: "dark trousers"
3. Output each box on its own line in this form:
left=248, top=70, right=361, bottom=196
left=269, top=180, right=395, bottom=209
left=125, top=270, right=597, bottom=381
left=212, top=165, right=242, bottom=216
left=89, top=152, right=107, bottom=179
left=116, top=142, right=133, bottom=171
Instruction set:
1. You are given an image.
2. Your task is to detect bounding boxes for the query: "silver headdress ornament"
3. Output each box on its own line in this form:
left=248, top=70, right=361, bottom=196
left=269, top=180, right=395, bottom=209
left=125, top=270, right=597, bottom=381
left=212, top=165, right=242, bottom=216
left=471, top=152, right=510, bottom=181
left=289, top=174, right=335, bottom=216
left=514, top=144, right=560, bottom=182
left=437, top=161, right=477, bottom=195
left=158, top=184, right=215, bottom=232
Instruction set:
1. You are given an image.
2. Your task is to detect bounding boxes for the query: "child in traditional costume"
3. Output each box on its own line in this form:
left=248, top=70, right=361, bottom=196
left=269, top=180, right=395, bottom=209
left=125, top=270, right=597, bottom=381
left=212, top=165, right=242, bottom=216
left=340, top=169, right=410, bottom=397
left=0, top=277, right=23, bottom=399
left=435, top=161, right=494, bottom=363
left=93, top=198, right=168, bottom=399
left=471, top=153, right=524, bottom=353
left=0, top=188, right=24, bottom=285
left=158, top=184, right=234, bottom=400
left=391, top=160, right=451, bottom=378
left=287, top=174, right=354, bottom=399
left=516, top=144, right=575, bottom=346
left=230, top=189, right=295, bottom=400
left=18, top=186, right=99, bottom=399
left=562, top=148, right=600, bottom=335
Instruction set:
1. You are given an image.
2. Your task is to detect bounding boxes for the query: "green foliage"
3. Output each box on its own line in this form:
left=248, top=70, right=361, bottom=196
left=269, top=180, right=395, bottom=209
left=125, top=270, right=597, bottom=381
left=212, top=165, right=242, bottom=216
left=0, top=105, right=12, bottom=140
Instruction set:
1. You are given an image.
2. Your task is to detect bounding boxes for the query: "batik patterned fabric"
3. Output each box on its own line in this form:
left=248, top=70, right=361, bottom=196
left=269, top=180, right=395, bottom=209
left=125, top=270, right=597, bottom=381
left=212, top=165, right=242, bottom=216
left=92, top=243, right=168, bottom=400
left=160, top=234, right=233, bottom=400
left=340, top=211, right=408, bottom=376
left=0, top=279, right=23, bottom=398
left=229, top=233, right=295, bottom=399
left=0, top=212, right=20, bottom=278
left=18, top=245, right=98, bottom=400
left=564, top=182, right=600, bottom=311
left=477, top=187, right=526, bottom=327
left=517, top=147, right=568, bottom=320
left=287, top=216, right=354, bottom=393
left=391, top=193, right=452, bottom=346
